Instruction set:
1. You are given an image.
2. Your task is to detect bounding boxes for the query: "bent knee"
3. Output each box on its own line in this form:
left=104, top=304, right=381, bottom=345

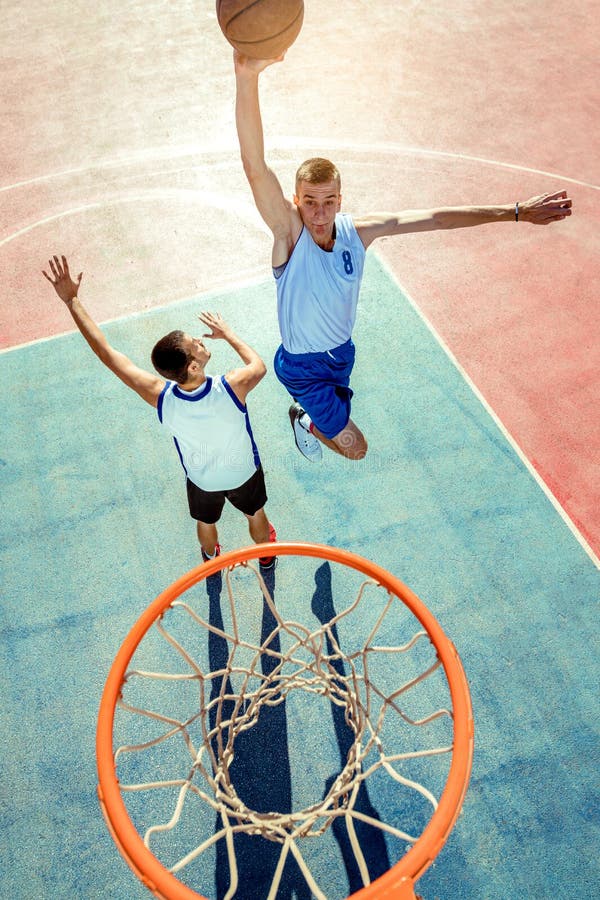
left=348, top=438, right=368, bottom=460
left=335, top=430, right=368, bottom=460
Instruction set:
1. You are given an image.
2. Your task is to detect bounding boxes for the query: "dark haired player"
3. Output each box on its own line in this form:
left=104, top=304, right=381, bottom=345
left=43, top=255, right=276, bottom=565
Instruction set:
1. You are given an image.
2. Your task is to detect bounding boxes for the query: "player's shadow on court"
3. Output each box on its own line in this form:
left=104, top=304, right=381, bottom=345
left=205, top=568, right=312, bottom=900
left=311, top=562, right=391, bottom=889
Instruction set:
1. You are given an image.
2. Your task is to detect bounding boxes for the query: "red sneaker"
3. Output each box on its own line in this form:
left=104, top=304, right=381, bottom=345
left=259, top=524, right=277, bottom=568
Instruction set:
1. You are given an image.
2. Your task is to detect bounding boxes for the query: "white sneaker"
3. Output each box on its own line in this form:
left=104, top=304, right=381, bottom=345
left=288, top=404, right=322, bottom=462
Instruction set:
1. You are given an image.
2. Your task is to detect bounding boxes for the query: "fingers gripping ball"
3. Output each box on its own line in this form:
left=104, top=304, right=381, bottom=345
left=216, top=0, right=304, bottom=58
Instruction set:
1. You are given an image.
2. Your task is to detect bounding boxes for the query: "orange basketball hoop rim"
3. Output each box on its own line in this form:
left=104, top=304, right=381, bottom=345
left=96, top=541, right=474, bottom=900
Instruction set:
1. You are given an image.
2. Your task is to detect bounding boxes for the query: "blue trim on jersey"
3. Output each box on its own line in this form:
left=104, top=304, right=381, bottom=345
left=220, top=376, right=260, bottom=468
left=220, top=375, right=246, bottom=412
left=172, top=436, right=188, bottom=477
left=173, top=377, right=212, bottom=401
left=244, top=413, right=261, bottom=468
left=157, top=382, right=170, bottom=423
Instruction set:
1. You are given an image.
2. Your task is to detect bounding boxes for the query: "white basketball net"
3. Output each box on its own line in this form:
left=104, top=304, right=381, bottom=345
left=111, top=556, right=455, bottom=900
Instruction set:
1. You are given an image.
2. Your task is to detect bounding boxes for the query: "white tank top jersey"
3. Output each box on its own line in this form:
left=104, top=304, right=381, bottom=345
left=157, top=376, right=260, bottom=492
left=275, top=213, right=366, bottom=354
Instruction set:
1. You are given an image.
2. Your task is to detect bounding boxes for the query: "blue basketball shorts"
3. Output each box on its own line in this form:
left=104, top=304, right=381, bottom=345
left=274, top=340, right=355, bottom=440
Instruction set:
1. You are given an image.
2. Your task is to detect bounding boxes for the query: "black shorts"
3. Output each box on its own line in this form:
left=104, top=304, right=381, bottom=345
left=186, top=466, right=268, bottom=524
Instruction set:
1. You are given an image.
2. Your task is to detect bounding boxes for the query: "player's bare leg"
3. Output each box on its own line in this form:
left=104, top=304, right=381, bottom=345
left=290, top=403, right=367, bottom=461
left=312, top=418, right=368, bottom=460
left=245, top=507, right=270, bottom=543
left=245, top=507, right=277, bottom=568
left=197, top=521, right=220, bottom=559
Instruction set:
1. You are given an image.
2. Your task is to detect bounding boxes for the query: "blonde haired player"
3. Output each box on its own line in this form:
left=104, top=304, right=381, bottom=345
left=233, top=53, right=572, bottom=463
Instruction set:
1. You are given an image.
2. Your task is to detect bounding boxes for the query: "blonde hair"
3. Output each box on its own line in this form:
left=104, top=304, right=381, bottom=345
left=295, top=157, right=341, bottom=193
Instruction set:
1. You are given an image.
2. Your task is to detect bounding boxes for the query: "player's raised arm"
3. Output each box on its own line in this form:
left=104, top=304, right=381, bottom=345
left=198, top=311, right=266, bottom=404
left=233, top=52, right=301, bottom=265
left=355, top=190, right=573, bottom=249
left=43, top=255, right=165, bottom=407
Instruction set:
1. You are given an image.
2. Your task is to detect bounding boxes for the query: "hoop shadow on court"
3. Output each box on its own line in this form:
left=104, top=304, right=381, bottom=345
left=205, top=567, right=311, bottom=898
left=311, top=562, right=390, bottom=890
left=205, top=562, right=389, bottom=898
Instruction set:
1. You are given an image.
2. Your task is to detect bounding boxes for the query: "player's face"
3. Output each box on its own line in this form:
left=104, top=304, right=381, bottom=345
left=294, top=180, right=342, bottom=247
left=183, top=334, right=211, bottom=370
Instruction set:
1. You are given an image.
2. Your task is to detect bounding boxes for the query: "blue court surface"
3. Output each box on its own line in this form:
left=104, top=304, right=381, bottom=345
left=1, top=256, right=598, bottom=899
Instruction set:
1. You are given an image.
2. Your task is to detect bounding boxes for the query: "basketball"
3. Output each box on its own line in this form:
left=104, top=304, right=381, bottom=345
left=216, top=0, right=304, bottom=59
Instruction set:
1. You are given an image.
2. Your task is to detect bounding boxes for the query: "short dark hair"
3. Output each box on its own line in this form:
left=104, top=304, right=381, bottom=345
left=151, top=330, right=192, bottom=383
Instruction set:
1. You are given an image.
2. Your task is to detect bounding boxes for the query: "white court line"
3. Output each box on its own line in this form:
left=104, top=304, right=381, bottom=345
left=5, top=252, right=598, bottom=569
left=0, top=269, right=270, bottom=355
left=375, top=252, right=600, bottom=570
left=0, top=187, right=268, bottom=250
left=271, top=137, right=600, bottom=191
left=2, top=146, right=596, bottom=566
left=1, top=139, right=598, bottom=194
left=0, top=144, right=210, bottom=194
left=0, top=184, right=272, bottom=356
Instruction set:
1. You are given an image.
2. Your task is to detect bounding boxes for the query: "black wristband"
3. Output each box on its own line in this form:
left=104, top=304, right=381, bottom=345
left=515, top=201, right=519, bottom=222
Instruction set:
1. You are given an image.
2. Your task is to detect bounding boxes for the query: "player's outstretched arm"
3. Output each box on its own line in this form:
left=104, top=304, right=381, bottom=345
left=233, top=52, right=300, bottom=265
left=356, top=190, right=573, bottom=248
left=198, top=310, right=266, bottom=404
left=43, top=255, right=164, bottom=407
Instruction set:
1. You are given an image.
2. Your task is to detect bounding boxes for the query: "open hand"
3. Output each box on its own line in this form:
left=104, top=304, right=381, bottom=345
left=197, top=311, right=232, bottom=340
left=42, top=255, right=82, bottom=302
left=520, top=191, right=572, bottom=224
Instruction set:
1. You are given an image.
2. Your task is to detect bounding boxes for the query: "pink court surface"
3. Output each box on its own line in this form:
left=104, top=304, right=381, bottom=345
left=2, top=1, right=598, bottom=559
left=1, top=3, right=599, bottom=900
